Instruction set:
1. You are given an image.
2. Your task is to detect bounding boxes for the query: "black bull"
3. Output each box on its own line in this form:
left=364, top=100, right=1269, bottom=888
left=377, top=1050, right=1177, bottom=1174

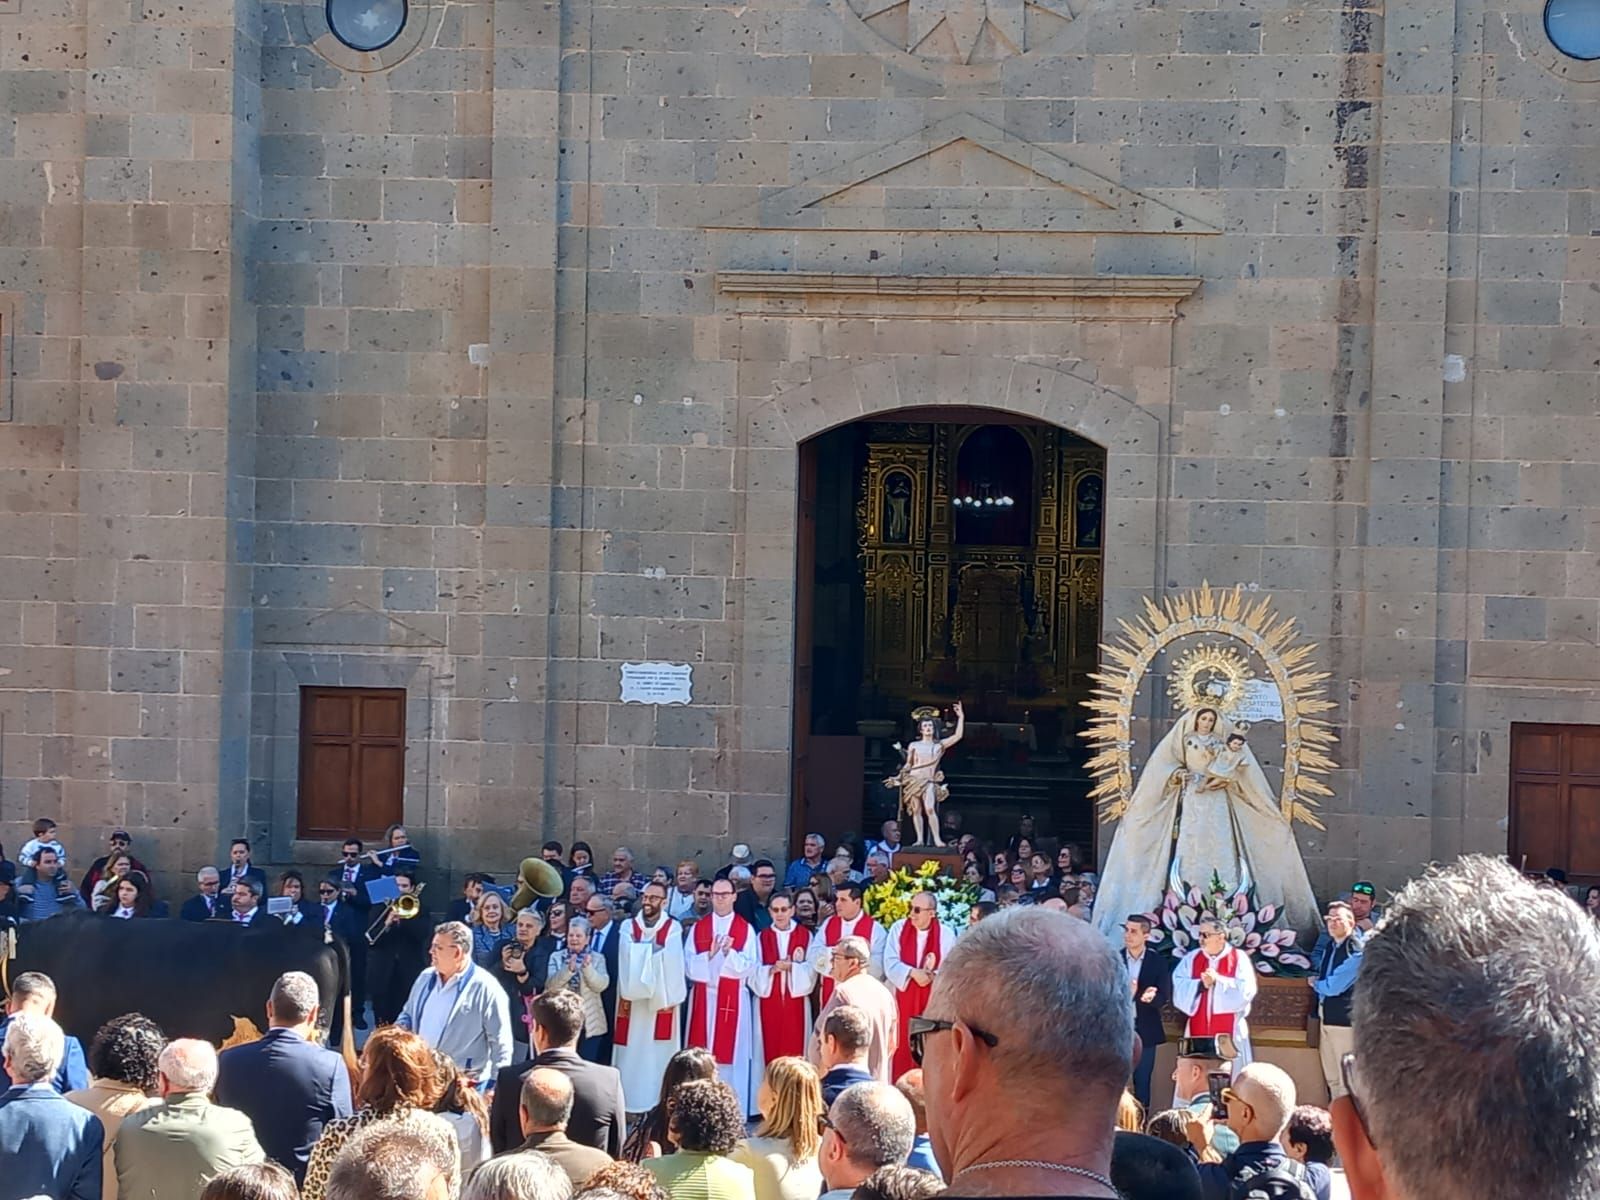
left=7, top=913, right=357, bottom=1063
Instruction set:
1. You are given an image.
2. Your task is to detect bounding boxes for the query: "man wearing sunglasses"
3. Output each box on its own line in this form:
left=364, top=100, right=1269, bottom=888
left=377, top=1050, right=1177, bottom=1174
left=1184, top=1062, right=1314, bottom=1200
left=1347, top=881, right=1381, bottom=934
left=884, top=891, right=961, bottom=1079
left=917, top=906, right=1128, bottom=1198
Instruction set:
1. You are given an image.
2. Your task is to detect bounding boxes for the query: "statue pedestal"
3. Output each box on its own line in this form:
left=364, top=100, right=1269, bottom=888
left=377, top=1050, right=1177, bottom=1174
left=891, top=847, right=966, bottom=878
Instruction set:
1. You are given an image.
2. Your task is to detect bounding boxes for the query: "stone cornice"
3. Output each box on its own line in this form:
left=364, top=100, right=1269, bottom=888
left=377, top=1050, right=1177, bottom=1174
left=715, top=272, right=1201, bottom=319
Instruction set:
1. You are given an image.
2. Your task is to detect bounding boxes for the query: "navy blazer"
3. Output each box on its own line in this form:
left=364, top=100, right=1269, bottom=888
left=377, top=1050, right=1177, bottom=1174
left=180, top=892, right=225, bottom=922
left=1123, top=948, right=1174, bottom=1050
left=216, top=1026, right=352, bottom=1185
left=327, top=862, right=384, bottom=912
left=489, top=1046, right=625, bottom=1158
left=0, top=1081, right=104, bottom=1200
left=821, top=1064, right=875, bottom=1106
left=223, top=865, right=269, bottom=896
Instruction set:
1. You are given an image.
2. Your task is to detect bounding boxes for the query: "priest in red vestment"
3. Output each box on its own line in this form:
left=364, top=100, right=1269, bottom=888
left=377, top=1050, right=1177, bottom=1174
left=685, top=876, right=758, bottom=1114
left=750, top=892, right=817, bottom=1068
left=884, top=890, right=962, bottom=1079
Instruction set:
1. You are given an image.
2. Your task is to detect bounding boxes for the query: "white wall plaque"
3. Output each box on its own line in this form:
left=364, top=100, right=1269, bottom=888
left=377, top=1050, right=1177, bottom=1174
left=1229, top=679, right=1285, bottom=724
left=620, top=662, right=694, bottom=706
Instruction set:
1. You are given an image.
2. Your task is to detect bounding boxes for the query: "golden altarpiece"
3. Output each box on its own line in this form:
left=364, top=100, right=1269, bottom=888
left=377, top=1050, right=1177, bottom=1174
left=856, top=422, right=1105, bottom=729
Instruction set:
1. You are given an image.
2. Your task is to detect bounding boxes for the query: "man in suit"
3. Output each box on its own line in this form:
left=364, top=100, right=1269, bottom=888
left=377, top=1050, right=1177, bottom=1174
left=0, top=972, right=89, bottom=1094
left=489, top=990, right=625, bottom=1157
left=216, top=971, right=353, bottom=1185
left=1121, top=914, right=1173, bottom=1110
left=223, top=839, right=268, bottom=898
left=511, top=1068, right=612, bottom=1187
left=577, top=894, right=622, bottom=1063
left=367, top=869, right=432, bottom=1026
left=116, top=1039, right=264, bottom=1199
left=326, top=838, right=382, bottom=1028
left=228, top=878, right=270, bottom=927
left=179, top=867, right=226, bottom=922
left=818, top=1006, right=877, bottom=1106
left=0, top=1011, right=104, bottom=1200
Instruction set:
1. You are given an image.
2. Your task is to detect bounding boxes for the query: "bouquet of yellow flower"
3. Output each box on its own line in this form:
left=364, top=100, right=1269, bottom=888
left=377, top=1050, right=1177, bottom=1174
left=863, top=859, right=977, bottom=929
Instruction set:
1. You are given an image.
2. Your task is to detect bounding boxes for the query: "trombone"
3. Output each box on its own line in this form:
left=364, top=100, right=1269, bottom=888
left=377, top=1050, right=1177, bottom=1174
left=366, top=882, right=426, bottom=945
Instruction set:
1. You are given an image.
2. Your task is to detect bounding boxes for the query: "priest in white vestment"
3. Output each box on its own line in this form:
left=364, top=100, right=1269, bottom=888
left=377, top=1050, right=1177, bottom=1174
left=614, top=880, right=688, bottom=1113
left=685, top=876, right=758, bottom=1115
left=1172, top=918, right=1258, bottom=1088
left=884, top=891, right=961, bottom=1080
left=808, top=882, right=886, bottom=1006
left=809, top=935, right=898, bottom=1083
left=750, top=892, right=817, bottom=1070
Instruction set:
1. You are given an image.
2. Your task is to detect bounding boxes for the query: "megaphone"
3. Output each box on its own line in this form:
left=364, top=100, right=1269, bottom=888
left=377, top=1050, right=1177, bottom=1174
left=510, top=857, right=564, bottom=911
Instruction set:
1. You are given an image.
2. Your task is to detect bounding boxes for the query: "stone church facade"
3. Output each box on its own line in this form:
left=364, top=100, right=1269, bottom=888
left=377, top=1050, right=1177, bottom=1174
left=1, top=0, right=1598, bottom=895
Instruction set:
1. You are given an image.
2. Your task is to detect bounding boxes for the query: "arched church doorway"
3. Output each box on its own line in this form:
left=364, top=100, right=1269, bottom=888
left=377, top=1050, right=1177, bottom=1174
left=792, top=408, right=1107, bottom=858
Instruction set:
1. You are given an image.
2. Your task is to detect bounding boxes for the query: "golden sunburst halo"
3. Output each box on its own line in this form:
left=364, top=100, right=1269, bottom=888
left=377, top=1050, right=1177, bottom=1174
left=1167, top=643, right=1253, bottom=714
left=1079, top=582, right=1336, bottom=830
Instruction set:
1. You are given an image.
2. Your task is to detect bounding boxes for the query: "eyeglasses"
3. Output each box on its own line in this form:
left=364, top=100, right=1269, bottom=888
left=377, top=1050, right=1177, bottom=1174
left=906, top=1015, right=998, bottom=1065
left=755, top=872, right=776, bottom=881
left=910, top=905, right=935, bottom=914
left=1341, top=1053, right=1379, bottom=1147
left=816, top=1114, right=842, bottom=1140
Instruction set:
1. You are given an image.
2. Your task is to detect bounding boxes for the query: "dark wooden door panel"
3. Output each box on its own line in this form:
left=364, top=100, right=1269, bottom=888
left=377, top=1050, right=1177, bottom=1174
left=1570, top=730, right=1600, bottom=778
left=1510, top=723, right=1600, bottom=884
left=299, top=687, right=407, bottom=839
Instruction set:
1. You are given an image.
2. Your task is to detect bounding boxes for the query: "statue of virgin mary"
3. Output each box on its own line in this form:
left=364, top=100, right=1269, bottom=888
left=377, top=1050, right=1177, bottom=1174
left=1092, top=705, right=1320, bottom=939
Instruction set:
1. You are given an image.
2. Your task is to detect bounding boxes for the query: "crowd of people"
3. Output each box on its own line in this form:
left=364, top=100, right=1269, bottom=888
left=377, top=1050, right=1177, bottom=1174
left=4, top=805, right=1600, bottom=1200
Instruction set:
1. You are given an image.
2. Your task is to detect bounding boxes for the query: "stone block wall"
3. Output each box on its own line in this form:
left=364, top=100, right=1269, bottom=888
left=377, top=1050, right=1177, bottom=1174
left=0, top=0, right=1596, bottom=898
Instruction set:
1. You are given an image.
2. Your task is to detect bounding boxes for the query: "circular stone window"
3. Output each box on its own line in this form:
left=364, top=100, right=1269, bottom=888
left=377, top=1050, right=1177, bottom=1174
left=326, top=0, right=408, bottom=52
left=1545, top=0, right=1600, bottom=60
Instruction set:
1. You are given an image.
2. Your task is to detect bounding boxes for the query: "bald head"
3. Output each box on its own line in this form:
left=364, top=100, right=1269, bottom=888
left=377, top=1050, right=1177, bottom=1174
left=520, top=1067, right=576, bottom=1133
left=1230, top=1062, right=1295, bottom=1143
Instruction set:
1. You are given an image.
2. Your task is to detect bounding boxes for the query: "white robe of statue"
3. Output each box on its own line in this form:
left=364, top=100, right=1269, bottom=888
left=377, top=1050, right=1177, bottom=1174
left=1093, top=706, right=1320, bottom=940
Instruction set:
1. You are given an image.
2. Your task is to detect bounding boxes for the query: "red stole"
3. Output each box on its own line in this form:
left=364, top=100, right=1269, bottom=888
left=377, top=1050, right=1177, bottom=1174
left=1187, top=948, right=1239, bottom=1037
left=688, top=914, right=752, bottom=1065
left=820, top=912, right=876, bottom=1005
left=758, top=924, right=812, bottom=1060
left=892, top=921, right=943, bottom=1079
left=615, top=915, right=677, bottom=1046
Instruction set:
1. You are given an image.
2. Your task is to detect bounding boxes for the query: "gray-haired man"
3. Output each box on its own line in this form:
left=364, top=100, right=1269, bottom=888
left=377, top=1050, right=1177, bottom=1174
left=920, top=906, right=1129, bottom=1197
left=1333, top=855, right=1600, bottom=1200
left=819, top=1082, right=917, bottom=1200
left=396, top=921, right=513, bottom=1084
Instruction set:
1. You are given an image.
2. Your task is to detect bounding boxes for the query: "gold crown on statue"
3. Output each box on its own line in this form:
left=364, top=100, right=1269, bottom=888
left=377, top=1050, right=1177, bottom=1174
left=911, top=706, right=941, bottom=721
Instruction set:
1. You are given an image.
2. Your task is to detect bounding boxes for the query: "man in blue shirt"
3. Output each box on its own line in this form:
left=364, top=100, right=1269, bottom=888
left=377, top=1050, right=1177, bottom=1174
left=784, top=833, right=827, bottom=889
left=17, top=848, right=85, bottom=923
left=1309, top=901, right=1363, bottom=1103
left=0, top=973, right=88, bottom=1094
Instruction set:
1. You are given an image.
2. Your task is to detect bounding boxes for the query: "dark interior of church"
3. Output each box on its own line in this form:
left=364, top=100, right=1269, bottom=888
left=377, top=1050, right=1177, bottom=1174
left=793, top=412, right=1107, bottom=853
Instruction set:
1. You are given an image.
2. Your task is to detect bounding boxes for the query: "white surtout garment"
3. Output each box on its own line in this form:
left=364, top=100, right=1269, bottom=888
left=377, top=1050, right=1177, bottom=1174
left=614, top=911, right=688, bottom=1112
left=1172, top=944, right=1258, bottom=1072
left=685, top=911, right=757, bottom=1116
left=1092, top=708, right=1320, bottom=941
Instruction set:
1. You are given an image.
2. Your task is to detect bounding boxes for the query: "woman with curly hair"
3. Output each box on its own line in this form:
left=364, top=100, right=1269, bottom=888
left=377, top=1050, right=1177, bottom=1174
left=302, top=1027, right=458, bottom=1200
left=734, top=1057, right=824, bottom=1200
left=622, top=1046, right=717, bottom=1162
left=582, top=1161, right=670, bottom=1200
left=642, top=1079, right=755, bottom=1200
left=66, top=1013, right=164, bottom=1200
left=90, top=851, right=137, bottom=914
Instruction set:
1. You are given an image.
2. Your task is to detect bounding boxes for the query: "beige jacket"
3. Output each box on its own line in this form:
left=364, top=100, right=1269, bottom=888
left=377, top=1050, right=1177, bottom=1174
left=547, top=949, right=611, bottom=1037
left=65, top=1079, right=160, bottom=1200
